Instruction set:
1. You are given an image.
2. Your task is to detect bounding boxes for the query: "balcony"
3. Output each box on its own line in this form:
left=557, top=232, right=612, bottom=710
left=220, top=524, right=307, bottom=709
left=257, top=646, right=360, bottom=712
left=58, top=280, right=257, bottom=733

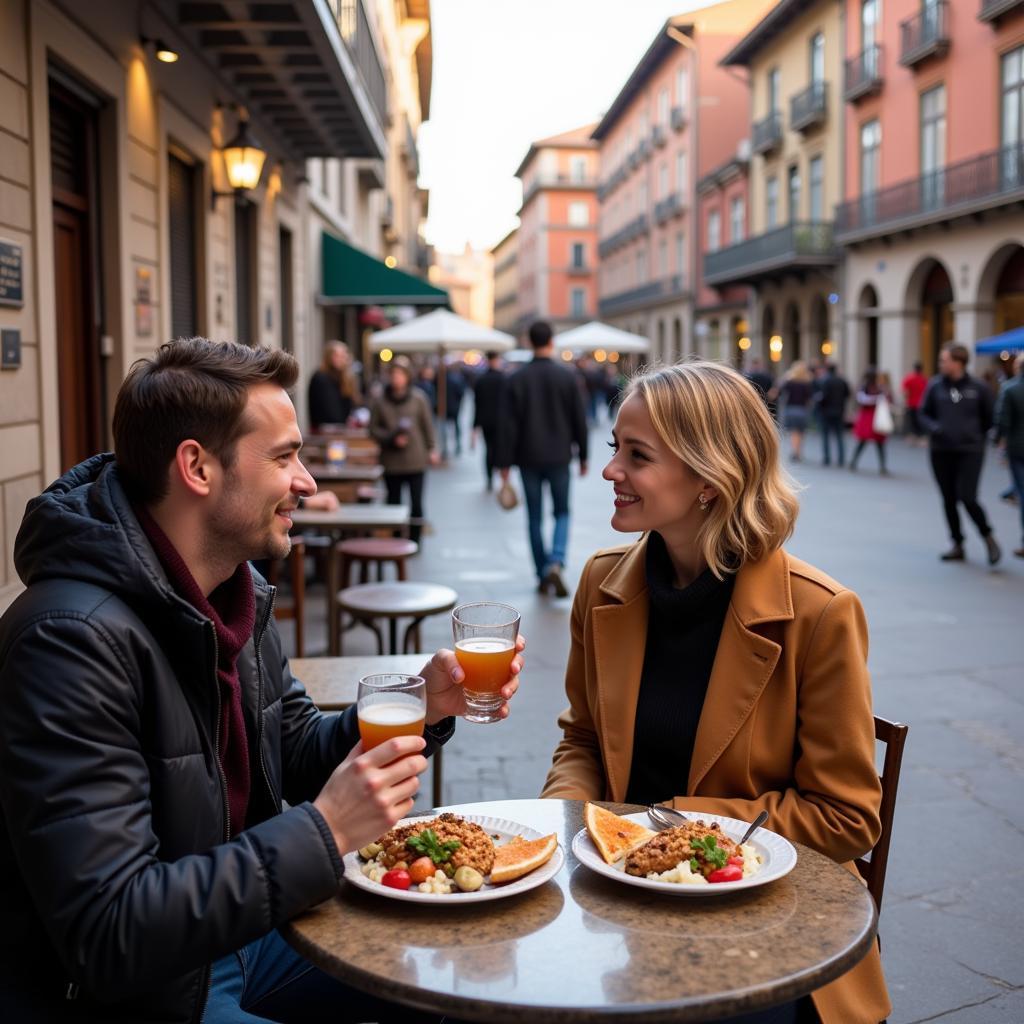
left=654, top=192, right=685, bottom=224
left=567, top=262, right=591, bottom=276
left=835, top=143, right=1024, bottom=243
left=638, top=138, right=651, bottom=162
left=671, top=106, right=688, bottom=131
left=899, top=1, right=950, bottom=67
left=790, top=82, right=828, bottom=133
left=845, top=45, right=884, bottom=101
left=752, top=112, right=783, bottom=156
left=597, top=214, right=650, bottom=258
left=598, top=276, right=689, bottom=316
left=403, top=117, right=419, bottom=178
left=979, top=0, right=1024, bottom=19
left=703, top=221, right=836, bottom=287
left=652, top=124, right=667, bottom=148
left=521, top=172, right=599, bottom=206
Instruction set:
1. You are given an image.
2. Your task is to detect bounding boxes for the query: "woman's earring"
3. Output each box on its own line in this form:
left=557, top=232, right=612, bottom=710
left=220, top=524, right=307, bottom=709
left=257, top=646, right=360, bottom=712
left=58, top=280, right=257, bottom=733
left=698, top=493, right=710, bottom=512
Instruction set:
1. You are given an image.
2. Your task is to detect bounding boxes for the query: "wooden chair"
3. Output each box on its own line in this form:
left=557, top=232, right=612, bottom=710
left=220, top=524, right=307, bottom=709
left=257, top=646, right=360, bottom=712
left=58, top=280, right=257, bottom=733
left=268, top=538, right=306, bottom=658
left=337, top=537, right=418, bottom=588
left=855, top=715, right=909, bottom=915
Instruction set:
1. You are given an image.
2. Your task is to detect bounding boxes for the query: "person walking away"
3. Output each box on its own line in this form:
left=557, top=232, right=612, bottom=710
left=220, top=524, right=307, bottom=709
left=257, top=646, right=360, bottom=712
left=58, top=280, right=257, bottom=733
left=994, top=359, right=1022, bottom=505
left=817, top=363, right=850, bottom=466
left=744, top=357, right=777, bottom=420
left=849, top=367, right=892, bottom=475
left=498, top=320, right=589, bottom=596
left=444, top=364, right=467, bottom=456
left=901, top=361, right=929, bottom=446
left=370, top=357, right=440, bottom=544
left=307, top=340, right=361, bottom=430
left=776, top=361, right=814, bottom=462
left=996, top=353, right=1024, bottom=557
left=919, top=343, right=1001, bottom=564
left=473, top=352, right=506, bottom=491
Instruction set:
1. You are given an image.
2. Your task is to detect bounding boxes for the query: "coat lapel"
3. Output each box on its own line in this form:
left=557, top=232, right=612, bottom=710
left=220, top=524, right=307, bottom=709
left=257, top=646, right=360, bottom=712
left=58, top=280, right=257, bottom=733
left=688, top=549, right=793, bottom=793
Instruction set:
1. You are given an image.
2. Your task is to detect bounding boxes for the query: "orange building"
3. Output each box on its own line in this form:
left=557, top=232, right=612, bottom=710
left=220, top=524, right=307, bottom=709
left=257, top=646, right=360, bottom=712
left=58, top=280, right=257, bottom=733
left=514, top=125, right=599, bottom=334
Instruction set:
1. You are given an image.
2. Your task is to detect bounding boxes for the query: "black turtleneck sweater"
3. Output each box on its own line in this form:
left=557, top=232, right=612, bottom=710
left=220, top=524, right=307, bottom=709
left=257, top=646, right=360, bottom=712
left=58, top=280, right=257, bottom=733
left=625, top=532, right=737, bottom=805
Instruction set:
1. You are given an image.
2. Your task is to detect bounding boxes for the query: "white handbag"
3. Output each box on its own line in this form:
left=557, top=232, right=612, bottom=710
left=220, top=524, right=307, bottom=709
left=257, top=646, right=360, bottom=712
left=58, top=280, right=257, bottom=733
left=872, top=394, right=894, bottom=435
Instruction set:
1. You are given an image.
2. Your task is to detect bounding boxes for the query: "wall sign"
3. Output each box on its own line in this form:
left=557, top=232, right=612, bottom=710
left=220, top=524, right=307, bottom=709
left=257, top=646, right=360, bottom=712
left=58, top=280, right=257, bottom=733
left=0, top=239, right=24, bottom=307
left=135, top=266, right=153, bottom=337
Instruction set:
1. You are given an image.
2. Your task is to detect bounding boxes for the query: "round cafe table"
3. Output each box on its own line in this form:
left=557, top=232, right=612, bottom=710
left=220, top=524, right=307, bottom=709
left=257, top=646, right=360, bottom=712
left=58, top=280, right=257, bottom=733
left=284, top=799, right=878, bottom=1023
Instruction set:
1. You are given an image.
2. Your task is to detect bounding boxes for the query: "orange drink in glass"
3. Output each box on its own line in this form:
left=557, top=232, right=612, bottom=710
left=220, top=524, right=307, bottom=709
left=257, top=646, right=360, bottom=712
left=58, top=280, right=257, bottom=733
left=452, top=602, right=520, bottom=724
left=357, top=674, right=426, bottom=750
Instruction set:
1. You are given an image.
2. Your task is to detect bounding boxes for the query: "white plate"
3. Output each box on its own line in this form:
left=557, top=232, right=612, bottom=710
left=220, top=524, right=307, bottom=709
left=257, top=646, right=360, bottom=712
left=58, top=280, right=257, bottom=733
left=571, top=811, right=797, bottom=896
left=344, top=813, right=564, bottom=904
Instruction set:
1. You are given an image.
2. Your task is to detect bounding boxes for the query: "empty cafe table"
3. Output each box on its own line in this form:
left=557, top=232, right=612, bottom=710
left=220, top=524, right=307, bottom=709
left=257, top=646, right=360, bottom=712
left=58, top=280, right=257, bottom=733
left=335, top=581, right=458, bottom=656
left=304, top=462, right=384, bottom=502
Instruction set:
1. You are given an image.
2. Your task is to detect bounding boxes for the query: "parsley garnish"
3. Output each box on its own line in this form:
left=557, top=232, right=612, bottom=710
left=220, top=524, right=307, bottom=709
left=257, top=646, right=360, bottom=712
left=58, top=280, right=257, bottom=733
left=407, top=829, right=461, bottom=864
left=690, top=835, right=728, bottom=869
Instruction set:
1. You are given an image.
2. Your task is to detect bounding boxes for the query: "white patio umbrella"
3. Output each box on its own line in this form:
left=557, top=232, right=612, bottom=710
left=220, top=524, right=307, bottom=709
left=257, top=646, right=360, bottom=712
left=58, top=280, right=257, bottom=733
left=368, top=309, right=516, bottom=453
left=554, top=320, right=650, bottom=355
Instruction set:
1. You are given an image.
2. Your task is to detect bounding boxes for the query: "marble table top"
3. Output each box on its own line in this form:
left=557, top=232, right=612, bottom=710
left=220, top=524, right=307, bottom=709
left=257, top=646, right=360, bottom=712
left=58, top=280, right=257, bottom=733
left=285, top=798, right=877, bottom=1023
left=290, top=655, right=427, bottom=710
left=290, top=503, right=409, bottom=531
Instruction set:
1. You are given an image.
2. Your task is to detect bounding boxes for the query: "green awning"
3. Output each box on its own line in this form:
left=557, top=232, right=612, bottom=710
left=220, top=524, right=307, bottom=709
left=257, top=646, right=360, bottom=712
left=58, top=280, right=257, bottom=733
left=320, top=232, right=448, bottom=306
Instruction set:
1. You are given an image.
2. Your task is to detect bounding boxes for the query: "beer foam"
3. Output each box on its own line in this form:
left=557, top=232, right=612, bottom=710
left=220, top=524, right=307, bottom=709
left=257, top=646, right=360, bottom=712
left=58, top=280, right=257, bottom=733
left=358, top=701, right=423, bottom=725
left=455, top=637, right=514, bottom=654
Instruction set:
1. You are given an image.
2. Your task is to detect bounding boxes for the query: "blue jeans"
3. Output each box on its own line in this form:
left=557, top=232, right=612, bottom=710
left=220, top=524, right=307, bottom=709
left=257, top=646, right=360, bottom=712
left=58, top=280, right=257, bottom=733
left=1010, top=456, right=1024, bottom=542
left=820, top=415, right=845, bottom=466
left=520, top=464, right=571, bottom=579
left=204, top=929, right=437, bottom=1023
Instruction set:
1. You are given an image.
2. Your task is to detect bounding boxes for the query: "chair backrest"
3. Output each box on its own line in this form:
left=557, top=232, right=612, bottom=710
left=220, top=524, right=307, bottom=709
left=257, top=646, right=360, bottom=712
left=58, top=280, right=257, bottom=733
left=270, top=538, right=306, bottom=658
left=855, top=715, right=909, bottom=914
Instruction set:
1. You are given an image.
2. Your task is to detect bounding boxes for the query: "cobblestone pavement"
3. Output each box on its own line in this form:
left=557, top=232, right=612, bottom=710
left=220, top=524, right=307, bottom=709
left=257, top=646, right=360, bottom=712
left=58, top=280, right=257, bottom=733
left=288, top=412, right=1024, bottom=1024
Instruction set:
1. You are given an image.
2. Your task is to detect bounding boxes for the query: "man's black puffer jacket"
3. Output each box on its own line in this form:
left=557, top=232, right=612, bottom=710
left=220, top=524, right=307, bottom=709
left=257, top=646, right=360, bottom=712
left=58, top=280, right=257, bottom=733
left=0, top=455, right=386, bottom=1021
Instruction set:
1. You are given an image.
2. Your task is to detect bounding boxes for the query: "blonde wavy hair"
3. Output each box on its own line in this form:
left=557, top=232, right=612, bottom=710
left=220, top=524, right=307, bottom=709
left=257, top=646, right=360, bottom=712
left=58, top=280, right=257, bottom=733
left=625, top=361, right=799, bottom=577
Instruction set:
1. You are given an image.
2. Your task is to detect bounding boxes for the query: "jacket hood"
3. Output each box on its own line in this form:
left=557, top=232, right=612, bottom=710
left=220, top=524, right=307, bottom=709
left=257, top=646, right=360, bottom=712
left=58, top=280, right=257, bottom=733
left=14, top=453, right=183, bottom=610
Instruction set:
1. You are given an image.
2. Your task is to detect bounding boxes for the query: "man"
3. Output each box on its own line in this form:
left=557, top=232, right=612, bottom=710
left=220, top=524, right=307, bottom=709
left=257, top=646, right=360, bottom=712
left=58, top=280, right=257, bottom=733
left=901, top=361, right=929, bottom=446
left=919, top=342, right=1001, bottom=564
left=744, top=357, right=777, bottom=420
left=996, top=353, right=1024, bottom=557
left=498, top=320, right=589, bottom=596
left=816, top=362, right=851, bottom=467
left=0, top=338, right=521, bottom=1022
left=472, top=351, right=506, bottom=491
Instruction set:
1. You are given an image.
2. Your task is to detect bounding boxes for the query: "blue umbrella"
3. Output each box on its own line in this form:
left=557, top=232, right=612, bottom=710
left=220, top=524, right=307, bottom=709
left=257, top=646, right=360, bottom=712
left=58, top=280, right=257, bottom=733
left=975, top=325, right=1024, bottom=354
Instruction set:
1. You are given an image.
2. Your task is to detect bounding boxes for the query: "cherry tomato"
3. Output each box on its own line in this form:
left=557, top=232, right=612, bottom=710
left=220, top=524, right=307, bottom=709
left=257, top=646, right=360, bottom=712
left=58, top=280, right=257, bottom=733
left=707, top=864, right=744, bottom=884
left=408, top=857, right=435, bottom=884
left=727, top=855, right=745, bottom=868
left=381, top=869, right=412, bottom=890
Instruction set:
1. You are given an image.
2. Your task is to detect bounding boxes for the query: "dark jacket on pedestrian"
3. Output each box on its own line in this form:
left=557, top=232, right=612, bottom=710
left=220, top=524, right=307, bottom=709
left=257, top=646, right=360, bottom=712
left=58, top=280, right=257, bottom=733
left=473, top=367, right=506, bottom=434
left=370, top=385, right=437, bottom=474
left=919, top=372, right=994, bottom=452
left=997, top=374, right=1024, bottom=459
left=0, top=455, right=448, bottom=1022
left=307, top=369, right=353, bottom=429
left=817, top=372, right=851, bottom=420
left=499, top=356, right=589, bottom=469
left=444, top=369, right=466, bottom=422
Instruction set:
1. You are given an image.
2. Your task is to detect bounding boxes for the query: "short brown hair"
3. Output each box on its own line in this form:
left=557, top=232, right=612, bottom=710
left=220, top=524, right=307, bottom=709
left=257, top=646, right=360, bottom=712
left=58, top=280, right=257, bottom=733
left=113, top=337, right=298, bottom=504
left=943, top=343, right=969, bottom=366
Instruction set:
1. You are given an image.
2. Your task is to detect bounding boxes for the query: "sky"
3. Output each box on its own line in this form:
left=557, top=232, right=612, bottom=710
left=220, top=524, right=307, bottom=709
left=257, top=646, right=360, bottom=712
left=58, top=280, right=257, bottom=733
left=419, top=0, right=719, bottom=255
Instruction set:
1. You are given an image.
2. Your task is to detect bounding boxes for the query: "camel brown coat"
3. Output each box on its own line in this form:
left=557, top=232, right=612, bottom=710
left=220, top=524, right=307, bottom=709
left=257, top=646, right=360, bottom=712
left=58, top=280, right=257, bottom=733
left=542, top=537, right=891, bottom=1024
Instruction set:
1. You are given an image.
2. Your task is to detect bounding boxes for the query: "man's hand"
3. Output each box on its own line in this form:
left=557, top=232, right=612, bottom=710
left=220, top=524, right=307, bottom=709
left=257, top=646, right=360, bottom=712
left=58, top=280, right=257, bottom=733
left=313, top=736, right=427, bottom=855
left=419, top=637, right=525, bottom=723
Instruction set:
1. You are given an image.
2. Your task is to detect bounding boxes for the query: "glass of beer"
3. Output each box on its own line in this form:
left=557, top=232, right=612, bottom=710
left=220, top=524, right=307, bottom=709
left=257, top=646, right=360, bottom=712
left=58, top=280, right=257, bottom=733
left=452, top=602, right=520, bottom=724
left=357, top=674, right=426, bottom=750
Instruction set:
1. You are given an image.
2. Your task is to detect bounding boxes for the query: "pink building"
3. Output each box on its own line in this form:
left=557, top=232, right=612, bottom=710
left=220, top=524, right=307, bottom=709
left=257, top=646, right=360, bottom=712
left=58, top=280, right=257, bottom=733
left=592, top=0, right=773, bottom=363
left=837, top=0, right=1024, bottom=377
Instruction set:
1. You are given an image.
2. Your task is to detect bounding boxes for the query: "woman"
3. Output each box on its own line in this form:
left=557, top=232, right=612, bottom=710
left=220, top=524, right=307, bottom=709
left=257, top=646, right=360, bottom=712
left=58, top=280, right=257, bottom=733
left=370, top=357, right=439, bottom=544
left=849, top=367, right=891, bottom=475
left=542, top=362, right=889, bottom=1024
left=775, top=360, right=814, bottom=462
left=308, top=340, right=361, bottom=430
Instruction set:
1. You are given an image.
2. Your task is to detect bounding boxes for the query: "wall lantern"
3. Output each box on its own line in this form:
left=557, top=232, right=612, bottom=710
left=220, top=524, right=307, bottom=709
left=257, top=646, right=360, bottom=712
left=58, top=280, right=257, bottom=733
left=212, top=112, right=267, bottom=207
left=141, top=35, right=180, bottom=63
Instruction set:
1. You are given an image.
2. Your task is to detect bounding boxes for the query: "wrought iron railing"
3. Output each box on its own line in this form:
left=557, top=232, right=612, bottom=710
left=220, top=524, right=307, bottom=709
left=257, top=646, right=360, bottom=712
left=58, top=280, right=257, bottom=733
left=835, top=143, right=1024, bottom=238
left=790, top=81, right=828, bottom=132
left=652, top=124, right=667, bottom=148
left=654, top=192, right=685, bottom=224
left=899, top=0, right=949, bottom=66
left=671, top=106, right=687, bottom=131
left=703, top=221, right=835, bottom=284
left=844, top=45, right=884, bottom=101
left=334, top=0, right=388, bottom=126
left=598, top=276, right=688, bottom=315
left=597, top=215, right=650, bottom=258
left=752, top=112, right=783, bottom=155
left=979, top=0, right=1024, bottom=20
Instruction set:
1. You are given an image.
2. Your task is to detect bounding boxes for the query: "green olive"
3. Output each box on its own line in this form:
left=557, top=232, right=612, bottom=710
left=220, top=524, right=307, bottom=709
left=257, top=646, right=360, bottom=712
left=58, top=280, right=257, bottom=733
left=358, top=843, right=382, bottom=860
left=442, top=862, right=456, bottom=878
left=454, top=866, right=484, bottom=892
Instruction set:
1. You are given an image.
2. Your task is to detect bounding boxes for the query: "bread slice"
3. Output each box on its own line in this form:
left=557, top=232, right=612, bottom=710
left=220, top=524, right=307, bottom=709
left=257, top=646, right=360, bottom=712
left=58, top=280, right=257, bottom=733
left=490, top=833, right=558, bottom=884
left=584, top=802, right=656, bottom=864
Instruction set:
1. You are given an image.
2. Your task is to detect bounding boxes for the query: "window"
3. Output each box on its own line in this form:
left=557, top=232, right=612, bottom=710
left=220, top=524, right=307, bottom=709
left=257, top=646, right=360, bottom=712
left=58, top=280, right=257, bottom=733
left=571, top=288, right=586, bottom=317
left=1001, top=47, right=1023, bottom=185
left=570, top=155, right=588, bottom=183
left=675, top=230, right=685, bottom=277
left=676, top=150, right=687, bottom=192
left=568, top=200, right=589, bottom=226
left=708, top=209, right=721, bottom=252
left=659, top=162, right=669, bottom=199
left=809, top=33, right=825, bottom=84
left=571, top=241, right=585, bottom=268
left=860, top=118, right=882, bottom=221
left=788, top=165, right=801, bottom=222
left=766, top=176, right=779, bottom=228
left=809, top=155, right=824, bottom=221
left=862, top=0, right=878, bottom=48
left=659, top=237, right=668, bottom=276
left=920, top=85, right=946, bottom=208
left=636, top=248, right=646, bottom=283
left=658, top=89, right=670, bottom=126
left=676, top=66, right=690, bottom=110
left=730, top=195, right=745, bottom=242
left=638, top=179, right=648, bottom=210
left=767, top=68, right=780, bottom=113
left=168, top=149, right=199, bottom=340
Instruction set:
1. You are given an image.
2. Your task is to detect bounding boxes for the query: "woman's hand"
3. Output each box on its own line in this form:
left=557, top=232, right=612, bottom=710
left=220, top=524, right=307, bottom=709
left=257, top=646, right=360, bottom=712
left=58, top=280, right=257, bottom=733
left=420, top=635, right=526, bottom=723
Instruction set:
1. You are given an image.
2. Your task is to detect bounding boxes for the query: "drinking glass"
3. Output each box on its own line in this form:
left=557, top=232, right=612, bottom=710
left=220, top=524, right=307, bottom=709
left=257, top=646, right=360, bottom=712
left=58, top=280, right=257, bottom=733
left=357, top=674, right=426, bottom=750
left=452, top=602, right=520, bottom=724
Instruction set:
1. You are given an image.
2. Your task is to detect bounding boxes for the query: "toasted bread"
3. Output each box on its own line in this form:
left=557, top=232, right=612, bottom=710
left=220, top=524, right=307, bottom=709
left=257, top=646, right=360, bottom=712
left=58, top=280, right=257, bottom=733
left=490, top=833, right=558, bottom=884
left=584, top=802, right=656, bottom=864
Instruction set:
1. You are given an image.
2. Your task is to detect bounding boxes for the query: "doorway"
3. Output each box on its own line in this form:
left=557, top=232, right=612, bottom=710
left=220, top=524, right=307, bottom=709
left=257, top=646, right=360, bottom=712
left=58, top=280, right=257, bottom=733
left=919, top=262, right=953, bottom=374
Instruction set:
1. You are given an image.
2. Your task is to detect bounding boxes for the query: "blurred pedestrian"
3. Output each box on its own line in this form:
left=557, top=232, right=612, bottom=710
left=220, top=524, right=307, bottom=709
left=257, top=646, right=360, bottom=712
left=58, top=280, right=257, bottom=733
left=901, top=361, right=929, bottom=446
left=413, top=364, right=437, bottom=412
left=817, top=362, right=851, bottom=467
left=744, top=357, right=777, bottom=420
left=307, top=340, right=361, bottom=430
left=472, top=352, right=506, bottom=491
left=996, top=353, right=1024, bottom=557
left=849, top=367, right=892, bottom=475
left=919, top=343, right=1001, bottom=564
left=370, top=357, right=440, bottom=544
left=605, top=362, right=627, bottom=414
left=498, top=320, right=589, bottom=596
left=444, top=364, right=467, bottom=455
left=776, top=360, right=814, bottom=462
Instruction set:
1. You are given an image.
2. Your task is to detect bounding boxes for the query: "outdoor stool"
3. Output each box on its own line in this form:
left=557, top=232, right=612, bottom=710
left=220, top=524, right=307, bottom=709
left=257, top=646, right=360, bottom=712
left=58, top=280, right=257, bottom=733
left=337, top=537, right=418, bottom=588
left=335, top=581, right=457, bottom=655
left=268, top=538, right=306, bottom=657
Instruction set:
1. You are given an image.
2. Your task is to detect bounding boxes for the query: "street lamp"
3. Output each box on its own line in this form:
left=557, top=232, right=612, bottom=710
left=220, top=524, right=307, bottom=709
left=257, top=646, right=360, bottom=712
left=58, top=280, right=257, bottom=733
left=211, top=112, right=267, bottom=207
